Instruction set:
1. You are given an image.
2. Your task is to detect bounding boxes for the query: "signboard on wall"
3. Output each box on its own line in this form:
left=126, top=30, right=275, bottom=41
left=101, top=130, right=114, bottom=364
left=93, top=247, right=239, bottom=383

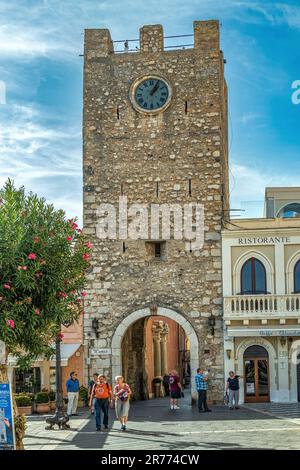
left=0, top=383, right=16, bottom=450
left=91, top=348, right=111, bottom=356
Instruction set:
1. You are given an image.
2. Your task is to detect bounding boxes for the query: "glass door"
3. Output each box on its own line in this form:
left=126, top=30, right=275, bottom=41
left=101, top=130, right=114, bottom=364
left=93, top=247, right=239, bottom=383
left=244, top=358, right=270, bottom=402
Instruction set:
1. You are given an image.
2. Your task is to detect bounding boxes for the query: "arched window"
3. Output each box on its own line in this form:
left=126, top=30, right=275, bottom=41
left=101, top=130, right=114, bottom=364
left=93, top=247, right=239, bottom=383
left=241, top=257, right=267, bottom=295
left=277, top=203, right=300, bottom=219
left=294, top=260, right=300, bottom=293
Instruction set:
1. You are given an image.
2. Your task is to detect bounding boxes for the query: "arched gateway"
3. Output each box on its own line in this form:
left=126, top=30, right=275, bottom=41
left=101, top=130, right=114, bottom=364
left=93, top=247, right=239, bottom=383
left=111, top=306, right=199, bottom=401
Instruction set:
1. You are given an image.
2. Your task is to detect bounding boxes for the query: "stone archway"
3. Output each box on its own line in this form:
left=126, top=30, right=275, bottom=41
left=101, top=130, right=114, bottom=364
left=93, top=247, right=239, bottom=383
left=111, top=306, right=199, bottom=401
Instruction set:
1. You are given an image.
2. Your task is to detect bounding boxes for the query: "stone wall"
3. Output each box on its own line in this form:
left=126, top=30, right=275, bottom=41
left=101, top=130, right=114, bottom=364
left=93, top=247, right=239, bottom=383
left=83, top=20, right=229, bottom=402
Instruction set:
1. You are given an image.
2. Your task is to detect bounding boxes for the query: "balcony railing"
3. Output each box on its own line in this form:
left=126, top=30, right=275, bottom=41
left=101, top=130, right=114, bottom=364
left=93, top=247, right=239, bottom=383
left=224, top=294, right=300, bottom=318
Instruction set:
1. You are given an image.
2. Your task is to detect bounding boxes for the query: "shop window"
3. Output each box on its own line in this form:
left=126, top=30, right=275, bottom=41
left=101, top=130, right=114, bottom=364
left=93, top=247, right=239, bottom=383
left=14, top=367, right=41, bottom=394
left=294, top=260, right=300, bottom=294
left=240, top=257, right=267, bottom=295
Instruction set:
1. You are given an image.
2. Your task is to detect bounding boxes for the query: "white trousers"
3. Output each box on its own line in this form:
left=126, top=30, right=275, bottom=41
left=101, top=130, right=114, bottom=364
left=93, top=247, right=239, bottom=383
left=67, top=392, right=78, bottom=415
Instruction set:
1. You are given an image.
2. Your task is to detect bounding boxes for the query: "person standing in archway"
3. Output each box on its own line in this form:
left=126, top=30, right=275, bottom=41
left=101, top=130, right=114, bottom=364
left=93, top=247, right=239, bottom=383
left=169, top=369, right=182, bottom=410
left=114, top=375, right=132, bottom=431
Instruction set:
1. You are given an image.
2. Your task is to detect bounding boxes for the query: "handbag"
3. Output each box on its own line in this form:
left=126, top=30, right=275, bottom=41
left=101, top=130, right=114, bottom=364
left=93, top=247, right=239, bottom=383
left=224, top=392, right=229, bottom=405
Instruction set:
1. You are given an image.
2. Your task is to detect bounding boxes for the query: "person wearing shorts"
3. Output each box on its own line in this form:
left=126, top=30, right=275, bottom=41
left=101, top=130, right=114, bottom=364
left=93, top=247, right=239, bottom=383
left=168, top=369, right=182, bottom=410
left=114, top=375, right=132, bottom=431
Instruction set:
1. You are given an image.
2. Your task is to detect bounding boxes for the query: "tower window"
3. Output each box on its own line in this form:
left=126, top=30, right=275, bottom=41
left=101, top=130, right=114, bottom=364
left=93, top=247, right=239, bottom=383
left=156, top=181, right=159, bottom=197
left=185, top=101, right=188, bottom=114
left=117, top=106, right=120, bottom=120
left=145, top=241, right=166, bottom=260
left=188, top=178, right=192, bottom=196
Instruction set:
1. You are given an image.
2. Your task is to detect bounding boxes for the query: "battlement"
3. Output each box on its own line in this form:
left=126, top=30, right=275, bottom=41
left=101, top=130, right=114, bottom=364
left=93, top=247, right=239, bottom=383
left=84, top=20, right=220, bottom=56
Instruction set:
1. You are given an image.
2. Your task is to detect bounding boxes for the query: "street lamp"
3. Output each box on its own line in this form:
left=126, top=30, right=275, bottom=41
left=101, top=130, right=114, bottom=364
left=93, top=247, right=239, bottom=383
left=45, top=320, right=71, bottom=430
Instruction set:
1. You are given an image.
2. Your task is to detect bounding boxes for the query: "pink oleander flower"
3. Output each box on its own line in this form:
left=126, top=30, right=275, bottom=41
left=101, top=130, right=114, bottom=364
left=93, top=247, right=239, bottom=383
left=35, top=308, right=41, bottom=315
left=72, top=222, right=79, bottom=230
left=85, top=241, right=93, bottom=249
left=76, top=228, right=82, bottom=234
left=3, top=284, right=11, bottom=289
left=58, top=292, right=67, bottom=299
left=18, top=265, right=28, bottom=271
left=81, top=291, right=87, bottom=298
left=82, top=253, right=90, bottom=261
left=35, top=272, right=43, bottom=278
left=7, top=320, right=15, bottom=329
left=76, top=298, right=82, bottom=304
left=33, top=236, right=40, bottom=243
left=28, top=253, right=37, bottom=260
left=0, top=296, right=3, bottom=301
left=66, top=236, right=73, bottom=241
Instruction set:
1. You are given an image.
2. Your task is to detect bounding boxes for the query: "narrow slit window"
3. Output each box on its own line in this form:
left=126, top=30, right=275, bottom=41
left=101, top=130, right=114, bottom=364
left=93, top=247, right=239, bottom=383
left=156, top=181, right=159, bottom=197
left=117, top=106, right=120, bottom=120
left=185, top=101, right=188, bottom=114
left=120, top=183, right=123, bottom=195
left=188, top=178, right=192, bottom=196
left=122, top=242, right=126, bottom=254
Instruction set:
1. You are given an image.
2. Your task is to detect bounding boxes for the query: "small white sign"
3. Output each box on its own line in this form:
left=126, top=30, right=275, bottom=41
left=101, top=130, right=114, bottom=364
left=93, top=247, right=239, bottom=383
left=91, top=348, right=111, bottom=356
left=0, top=341, right=6, bottom=364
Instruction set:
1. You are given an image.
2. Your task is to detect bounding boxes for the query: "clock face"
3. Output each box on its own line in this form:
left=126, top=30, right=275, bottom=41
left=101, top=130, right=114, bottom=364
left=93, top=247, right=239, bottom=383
left=134, top=78, right=170, bottom=111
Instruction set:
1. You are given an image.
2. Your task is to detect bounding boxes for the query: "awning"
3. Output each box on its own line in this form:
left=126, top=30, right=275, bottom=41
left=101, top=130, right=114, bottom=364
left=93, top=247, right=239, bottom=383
left=7, top=343, right=81, bottom=367
left=51, top=343, right=81, bottom=367
left=227, top=327, right=300, bottom=337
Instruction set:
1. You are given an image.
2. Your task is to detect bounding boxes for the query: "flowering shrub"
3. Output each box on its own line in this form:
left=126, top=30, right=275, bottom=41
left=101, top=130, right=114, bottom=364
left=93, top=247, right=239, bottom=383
left=0, top=180, right=91, bottom=366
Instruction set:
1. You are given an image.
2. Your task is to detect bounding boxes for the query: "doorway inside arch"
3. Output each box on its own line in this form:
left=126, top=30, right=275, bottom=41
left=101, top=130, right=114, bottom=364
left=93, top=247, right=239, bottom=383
left=121, top=315, right=190, bottom=400
left=244, top=345, right=270, bottom=403
left=297, top=353, right=300, bottom=403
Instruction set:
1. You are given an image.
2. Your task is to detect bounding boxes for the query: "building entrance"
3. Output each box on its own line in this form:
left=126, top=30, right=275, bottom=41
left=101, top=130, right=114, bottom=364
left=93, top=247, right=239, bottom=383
left=244, top=345, right=270, bottom=403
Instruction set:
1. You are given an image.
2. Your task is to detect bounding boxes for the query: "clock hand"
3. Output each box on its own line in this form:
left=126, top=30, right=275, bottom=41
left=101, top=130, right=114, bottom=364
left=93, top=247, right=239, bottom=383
left=150, top=81, right=159, bottom=96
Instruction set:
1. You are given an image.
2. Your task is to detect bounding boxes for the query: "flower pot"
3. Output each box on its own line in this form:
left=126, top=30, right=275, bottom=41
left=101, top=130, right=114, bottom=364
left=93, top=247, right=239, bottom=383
left=17, top=405, right=32, bottom=415
left=36, top=402, right=50, bottom=414
left=50, top=401, right=56, bottom=411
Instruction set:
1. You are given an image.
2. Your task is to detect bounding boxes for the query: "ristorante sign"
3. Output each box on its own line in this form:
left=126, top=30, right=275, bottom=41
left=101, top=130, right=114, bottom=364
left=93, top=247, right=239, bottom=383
left=238, top=236, right=291, bottom=245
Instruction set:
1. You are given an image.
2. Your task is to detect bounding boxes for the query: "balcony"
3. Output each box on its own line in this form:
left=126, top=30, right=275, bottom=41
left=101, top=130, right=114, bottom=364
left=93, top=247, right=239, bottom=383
left=224, top=294, right=300, bottom=321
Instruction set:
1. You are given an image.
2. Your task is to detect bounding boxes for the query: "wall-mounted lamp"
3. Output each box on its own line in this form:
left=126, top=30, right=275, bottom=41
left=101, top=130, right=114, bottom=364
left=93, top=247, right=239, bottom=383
left=226, top=349, right=232, bottom=360
left=208, top=316, right=216, bottom=336
left=92, top=318, right=100, bottom=338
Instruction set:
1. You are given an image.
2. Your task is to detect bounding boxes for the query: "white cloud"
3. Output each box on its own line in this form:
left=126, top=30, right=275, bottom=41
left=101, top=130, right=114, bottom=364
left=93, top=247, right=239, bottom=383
left=230, top=161, right=300, bottom=218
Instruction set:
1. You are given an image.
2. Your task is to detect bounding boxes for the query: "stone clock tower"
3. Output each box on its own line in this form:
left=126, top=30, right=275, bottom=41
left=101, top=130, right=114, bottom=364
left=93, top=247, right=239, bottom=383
left=83, top=21, right=229, bottom=402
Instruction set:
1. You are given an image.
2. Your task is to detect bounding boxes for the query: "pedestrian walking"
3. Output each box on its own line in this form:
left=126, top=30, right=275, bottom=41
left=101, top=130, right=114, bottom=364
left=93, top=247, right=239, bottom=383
left=226, top=371, right=242, bottom=410
left=88, top=373, right=99, bottom=415
left=89, top=375, right=113, bottom=431
left=169, top=369, right=182, bottom=410
left=114, top=376, right=132, bottom=431
left=195, top=368, right=211, bottom=412
left=163, top=373, right=170, bottom=396
left=66, top=371, right=80, bottom=416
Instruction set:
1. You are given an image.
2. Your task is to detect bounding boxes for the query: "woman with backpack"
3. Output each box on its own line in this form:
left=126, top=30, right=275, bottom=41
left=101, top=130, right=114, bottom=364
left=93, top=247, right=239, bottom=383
left=114, top=375, right=132, bottom=431
left=89, top=374, right=112, bottom=431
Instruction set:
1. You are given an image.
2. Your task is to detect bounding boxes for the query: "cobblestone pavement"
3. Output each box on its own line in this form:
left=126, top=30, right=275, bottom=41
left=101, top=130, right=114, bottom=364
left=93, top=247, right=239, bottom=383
left=24, top=396, right=300, bottom=450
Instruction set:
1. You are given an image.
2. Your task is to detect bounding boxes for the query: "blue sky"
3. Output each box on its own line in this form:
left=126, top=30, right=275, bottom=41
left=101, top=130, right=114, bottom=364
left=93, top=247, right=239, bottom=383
left=0, top=0, right=300, bottom=223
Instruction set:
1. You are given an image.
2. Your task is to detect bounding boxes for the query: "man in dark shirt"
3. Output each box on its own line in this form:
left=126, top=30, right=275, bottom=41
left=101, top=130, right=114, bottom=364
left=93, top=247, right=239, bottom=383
left=88, top=373, right=99, bottom=415
left=226, top=371, right=242, bottom=409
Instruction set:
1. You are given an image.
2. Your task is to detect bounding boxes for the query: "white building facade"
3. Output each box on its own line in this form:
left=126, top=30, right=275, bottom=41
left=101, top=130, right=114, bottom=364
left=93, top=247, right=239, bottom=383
left=222, top=188, right=300, bottom=403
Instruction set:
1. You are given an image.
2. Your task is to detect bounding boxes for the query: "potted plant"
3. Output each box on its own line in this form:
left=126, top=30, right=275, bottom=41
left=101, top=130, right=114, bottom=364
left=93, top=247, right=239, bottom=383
left=35, top=391, right=50, bottom=414
left=78, top=386, right=88, bottom=407
left=14, top=394, right=33, bottom=415
left=49, top=390, right=56, bottom=411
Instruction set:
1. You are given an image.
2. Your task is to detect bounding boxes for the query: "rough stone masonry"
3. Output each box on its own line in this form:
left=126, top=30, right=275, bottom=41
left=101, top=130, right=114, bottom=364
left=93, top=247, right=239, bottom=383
left=83, top=20, right=229, bottom=402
